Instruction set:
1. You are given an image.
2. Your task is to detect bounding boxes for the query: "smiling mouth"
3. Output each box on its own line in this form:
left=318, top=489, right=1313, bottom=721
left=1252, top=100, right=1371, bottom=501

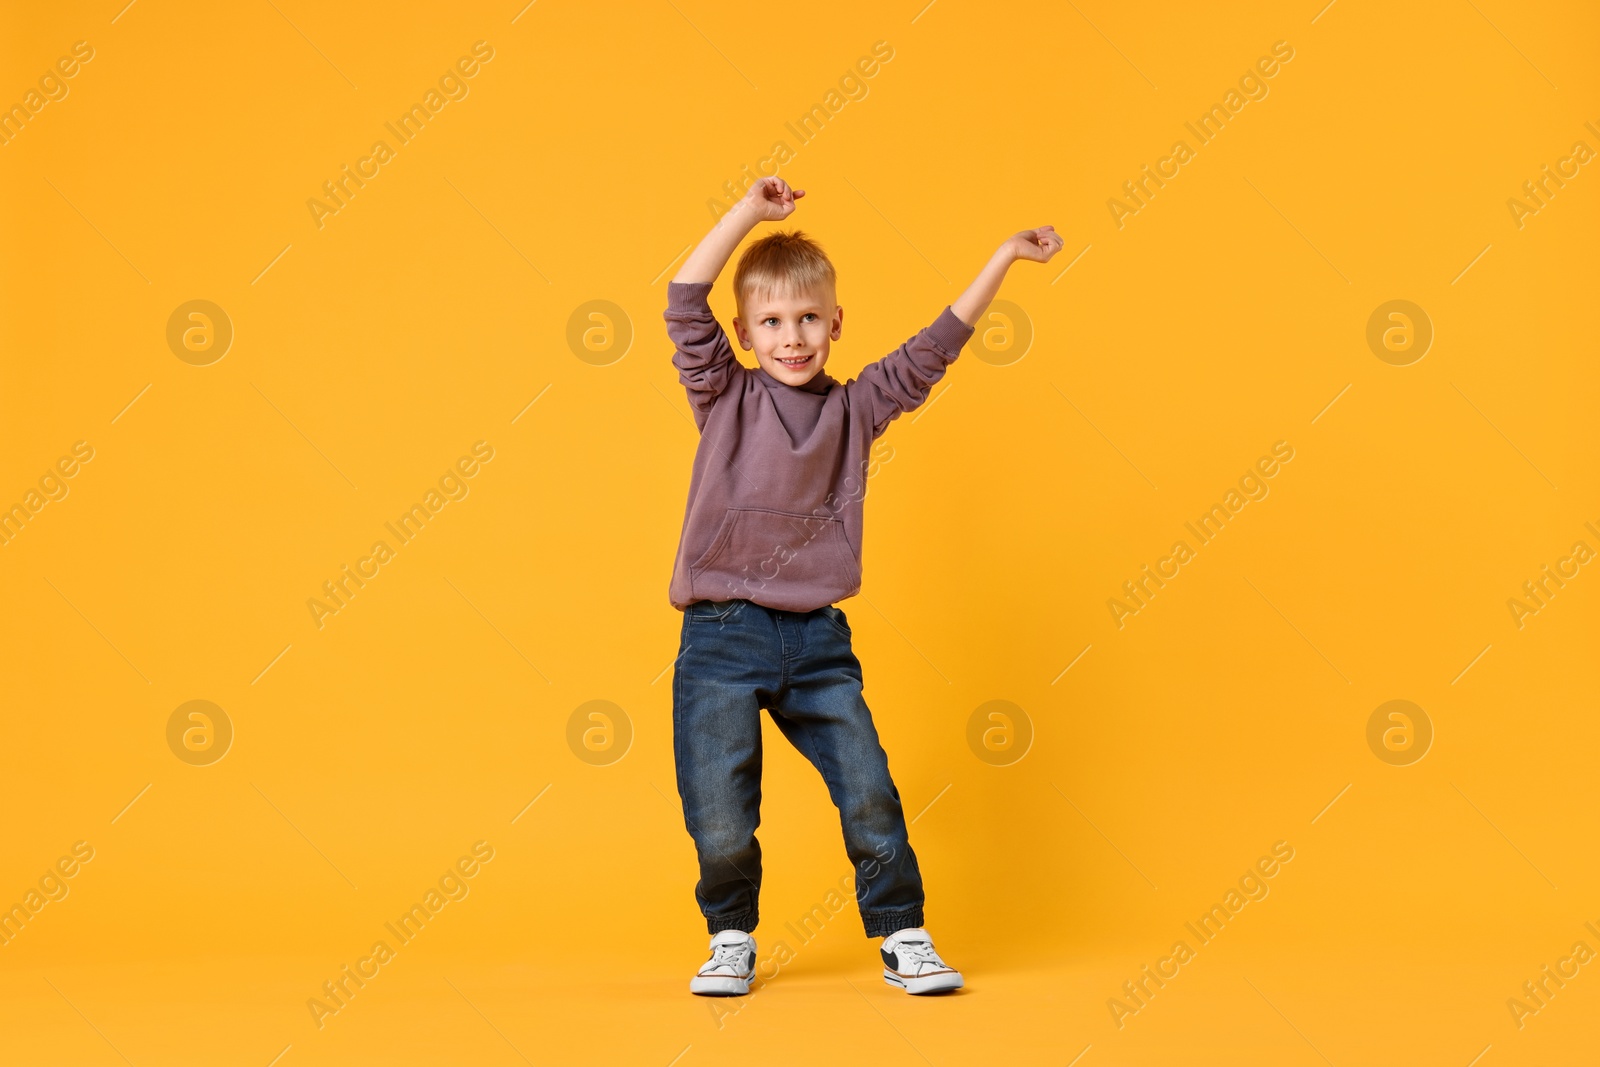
left=775, top=354, right=813, bottom=368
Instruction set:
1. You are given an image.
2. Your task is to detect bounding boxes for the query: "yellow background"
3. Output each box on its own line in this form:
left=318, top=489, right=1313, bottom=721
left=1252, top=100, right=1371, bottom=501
left=2, top=0, right=1597, bottom=1063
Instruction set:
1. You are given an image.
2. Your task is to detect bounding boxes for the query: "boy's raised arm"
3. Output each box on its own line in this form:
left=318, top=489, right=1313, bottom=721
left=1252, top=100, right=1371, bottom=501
left=665, top=178, right=806, bottom=428
left=848, top=226, right=1063, bottom=439
left=672, top=178, right=803, bottom=285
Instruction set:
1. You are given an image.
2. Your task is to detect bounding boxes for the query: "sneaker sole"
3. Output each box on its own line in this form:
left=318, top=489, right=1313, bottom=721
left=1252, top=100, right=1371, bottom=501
left=883, top=969, right=964, bottom=995
left=690, top=975, right=752, bottom=996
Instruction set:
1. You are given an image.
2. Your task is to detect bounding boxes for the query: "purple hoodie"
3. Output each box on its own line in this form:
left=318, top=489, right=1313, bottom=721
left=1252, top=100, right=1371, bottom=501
left=664, top=280, right=976, bottom=612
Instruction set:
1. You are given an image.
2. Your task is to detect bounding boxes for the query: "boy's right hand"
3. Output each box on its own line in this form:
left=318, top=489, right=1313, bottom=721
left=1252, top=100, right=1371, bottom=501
left=1003, top=225, right=1064, bottom=263
left=738, top=176, right=805, bottom=222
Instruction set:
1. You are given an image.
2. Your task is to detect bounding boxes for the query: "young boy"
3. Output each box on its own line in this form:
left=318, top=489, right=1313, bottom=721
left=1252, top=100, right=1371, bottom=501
left=665, top=176, right=1061, bottom=996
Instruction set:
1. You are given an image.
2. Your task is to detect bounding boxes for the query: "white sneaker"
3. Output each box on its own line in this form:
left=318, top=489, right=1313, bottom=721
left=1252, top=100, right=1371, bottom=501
left=880, top=927, right=964, bottom=994
left=689, top=929, right=757, bottom=996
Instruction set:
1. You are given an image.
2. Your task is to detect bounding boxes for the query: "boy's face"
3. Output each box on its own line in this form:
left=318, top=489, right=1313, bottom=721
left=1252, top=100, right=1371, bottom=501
left=732, top=285, right=842, bottom=387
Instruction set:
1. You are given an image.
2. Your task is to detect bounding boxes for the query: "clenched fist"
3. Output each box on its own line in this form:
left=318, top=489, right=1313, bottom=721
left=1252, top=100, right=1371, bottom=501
left=737, top=176, right=806, bottom=222
left=1003, top=225, right=1064, bottom=264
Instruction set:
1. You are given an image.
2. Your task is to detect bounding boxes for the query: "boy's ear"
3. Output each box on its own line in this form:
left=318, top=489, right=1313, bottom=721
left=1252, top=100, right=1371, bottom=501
left=831, top=305, right=844, bottom=341
left=731, top=316, right=753, bottom=350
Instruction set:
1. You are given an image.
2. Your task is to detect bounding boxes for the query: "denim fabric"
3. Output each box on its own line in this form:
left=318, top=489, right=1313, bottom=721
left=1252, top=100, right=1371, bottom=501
left=672, top=597, right=925, bottom=938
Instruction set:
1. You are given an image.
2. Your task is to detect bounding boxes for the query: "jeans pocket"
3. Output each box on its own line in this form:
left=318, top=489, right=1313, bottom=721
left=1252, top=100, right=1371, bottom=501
left=820, top=604, right=853, bottom=638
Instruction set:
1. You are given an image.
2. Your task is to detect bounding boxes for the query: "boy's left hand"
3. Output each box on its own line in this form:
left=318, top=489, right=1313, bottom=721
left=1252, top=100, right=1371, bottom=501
left=1003, top=225, right=1064, bottom=263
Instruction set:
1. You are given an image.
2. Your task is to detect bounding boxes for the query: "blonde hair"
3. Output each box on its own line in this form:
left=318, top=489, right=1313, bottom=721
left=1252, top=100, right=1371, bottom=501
left=732, top=230, right=836, bottom=321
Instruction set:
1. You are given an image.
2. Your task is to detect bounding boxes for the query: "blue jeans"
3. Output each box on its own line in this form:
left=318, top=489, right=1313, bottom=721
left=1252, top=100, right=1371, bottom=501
left=673, top=597, right=925, bottom=938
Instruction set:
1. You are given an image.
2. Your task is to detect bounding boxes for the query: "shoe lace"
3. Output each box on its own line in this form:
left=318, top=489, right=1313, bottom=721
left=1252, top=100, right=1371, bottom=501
left=894, top=940, right=946, bottom=972
left=703, top=941, right=748, bottom=974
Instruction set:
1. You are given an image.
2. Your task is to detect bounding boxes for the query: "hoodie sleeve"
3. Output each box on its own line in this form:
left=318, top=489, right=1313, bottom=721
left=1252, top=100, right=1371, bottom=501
left=665, top=280, right=746, bottom=432
left=844, top=307, right=976, bottom=440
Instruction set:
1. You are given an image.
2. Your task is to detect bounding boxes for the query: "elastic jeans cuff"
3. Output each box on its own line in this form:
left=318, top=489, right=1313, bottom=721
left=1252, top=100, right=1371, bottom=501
left=861, top=907, right=925, bottom=939
left=707, top=912, right=759, bottom=935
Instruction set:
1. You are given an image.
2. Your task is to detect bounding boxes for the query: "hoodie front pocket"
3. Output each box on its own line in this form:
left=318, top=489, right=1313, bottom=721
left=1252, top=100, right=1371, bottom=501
left=690, top=507, right=857, bottom=598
